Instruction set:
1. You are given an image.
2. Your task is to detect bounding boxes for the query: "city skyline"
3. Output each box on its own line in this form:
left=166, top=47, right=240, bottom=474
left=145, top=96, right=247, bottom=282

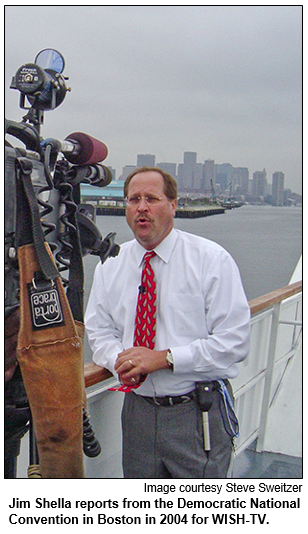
left=96, top=150, right=300, bottom=206
left=115, top=151, right=291, bottom=192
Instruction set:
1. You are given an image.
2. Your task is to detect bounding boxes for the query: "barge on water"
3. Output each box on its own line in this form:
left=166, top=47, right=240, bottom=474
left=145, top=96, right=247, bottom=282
left=96, top=205, right=225, bottom=218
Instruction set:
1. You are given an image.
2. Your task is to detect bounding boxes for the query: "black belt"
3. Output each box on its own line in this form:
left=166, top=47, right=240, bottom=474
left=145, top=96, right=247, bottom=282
left=142, top=391, right=195, bottom=406
left=140, top=380, right=230, bottom=407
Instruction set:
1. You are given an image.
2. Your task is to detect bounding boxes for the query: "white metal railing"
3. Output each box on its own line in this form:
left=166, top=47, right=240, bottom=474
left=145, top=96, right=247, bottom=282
left=231, top=282, right=302, bottom=460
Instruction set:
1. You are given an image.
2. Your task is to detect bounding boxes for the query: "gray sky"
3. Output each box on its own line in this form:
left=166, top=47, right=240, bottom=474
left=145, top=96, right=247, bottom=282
left=5, top=5, right=302, bottom=193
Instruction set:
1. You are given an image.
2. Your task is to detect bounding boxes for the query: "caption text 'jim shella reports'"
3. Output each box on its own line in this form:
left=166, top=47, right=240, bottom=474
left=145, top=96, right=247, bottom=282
left=7, top=482, right=303, bottom=526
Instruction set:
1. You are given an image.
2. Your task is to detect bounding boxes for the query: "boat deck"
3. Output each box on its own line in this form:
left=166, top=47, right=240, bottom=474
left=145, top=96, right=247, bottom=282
left=232, top=445, right=302, bottom=479
left=88, top=448, right=303, bottom=479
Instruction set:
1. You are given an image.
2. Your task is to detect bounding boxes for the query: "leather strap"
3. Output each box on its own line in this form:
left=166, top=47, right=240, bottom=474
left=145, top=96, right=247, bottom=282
left=16, top=157, right=59, bottom=281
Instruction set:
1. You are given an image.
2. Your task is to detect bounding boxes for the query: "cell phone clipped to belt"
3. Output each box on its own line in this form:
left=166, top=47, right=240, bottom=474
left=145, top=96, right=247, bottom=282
left=195, top=382, right=214, bottom=451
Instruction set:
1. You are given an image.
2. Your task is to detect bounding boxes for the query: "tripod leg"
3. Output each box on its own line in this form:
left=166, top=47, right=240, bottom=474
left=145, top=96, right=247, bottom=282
left=5, top=426, right=28, bottom=479
left=5, top=455, right=17, bottom=479
left=28, top=416, right=42, bottom=478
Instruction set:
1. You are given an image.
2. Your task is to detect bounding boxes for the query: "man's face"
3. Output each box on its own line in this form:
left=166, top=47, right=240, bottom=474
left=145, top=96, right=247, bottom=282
left=125, top=171, right=177, bottom=250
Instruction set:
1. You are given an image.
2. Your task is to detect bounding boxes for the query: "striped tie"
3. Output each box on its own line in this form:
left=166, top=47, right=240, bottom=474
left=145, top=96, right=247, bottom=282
left=134, top=251, right=157, bottom=349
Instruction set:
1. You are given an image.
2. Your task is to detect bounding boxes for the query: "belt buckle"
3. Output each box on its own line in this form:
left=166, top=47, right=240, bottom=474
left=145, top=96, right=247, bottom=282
left=153, top=395, right=191, bottom=406
left=153, top=396, right=173, bottom=406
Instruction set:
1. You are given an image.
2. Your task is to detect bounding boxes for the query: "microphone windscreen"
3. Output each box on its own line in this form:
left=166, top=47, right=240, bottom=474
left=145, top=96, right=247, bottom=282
left=65, top=132, right=108, bottom=165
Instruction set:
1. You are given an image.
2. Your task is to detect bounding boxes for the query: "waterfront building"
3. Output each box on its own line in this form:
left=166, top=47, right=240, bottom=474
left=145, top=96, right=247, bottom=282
left=156, top=162, right=177, bottom=177
left=183, top=151, right=197, bottom=167
left=137, top=154, right=156, bottom=167
left=233, top=167, right=249, bottom=195
left=202, top=159, right=216, bottom=193
left=252, top=169, right=267, bottom=198
left=80, top=180, right=125, bottom=204
left=215, top=163, right=234, bottom=191
left=178, top=151, right=201, bottom=192
left=121, top=165, right=137, bottom=180
left=192, top=163, right=203, bottom=191
left=272, top=171, right=285, bottom=206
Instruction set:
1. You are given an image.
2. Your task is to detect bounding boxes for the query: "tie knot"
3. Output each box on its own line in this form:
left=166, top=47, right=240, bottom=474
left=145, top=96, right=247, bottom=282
left=143, top=251, right=156, bottom=263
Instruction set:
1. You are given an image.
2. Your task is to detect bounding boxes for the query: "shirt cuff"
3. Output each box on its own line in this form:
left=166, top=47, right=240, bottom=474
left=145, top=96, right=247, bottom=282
left=172, top=345, right=194, bottom=373
left=92, top=350, right=119, bottom=380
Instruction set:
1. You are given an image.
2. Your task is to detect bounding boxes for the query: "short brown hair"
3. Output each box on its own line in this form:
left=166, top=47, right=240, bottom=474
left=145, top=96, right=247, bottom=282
left=124, top=166, right=178, bottom=200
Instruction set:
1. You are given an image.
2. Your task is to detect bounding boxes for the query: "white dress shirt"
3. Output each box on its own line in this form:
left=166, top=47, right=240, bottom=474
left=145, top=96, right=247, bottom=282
left=85, top=228, right=250, bottom=396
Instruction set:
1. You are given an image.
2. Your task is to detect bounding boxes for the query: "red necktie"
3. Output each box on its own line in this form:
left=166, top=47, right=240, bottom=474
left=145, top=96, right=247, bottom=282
left=134, top=251, right=157, bottom=349
left=109, top=251, right=157, bottom=393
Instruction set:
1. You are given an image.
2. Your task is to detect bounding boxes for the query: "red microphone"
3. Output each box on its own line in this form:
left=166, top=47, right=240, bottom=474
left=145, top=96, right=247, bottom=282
left=63, top=132, right=108, bottom=165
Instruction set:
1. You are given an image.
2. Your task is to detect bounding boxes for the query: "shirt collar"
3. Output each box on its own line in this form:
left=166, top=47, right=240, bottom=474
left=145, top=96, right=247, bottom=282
left=135, top=228, right=178, bottom=266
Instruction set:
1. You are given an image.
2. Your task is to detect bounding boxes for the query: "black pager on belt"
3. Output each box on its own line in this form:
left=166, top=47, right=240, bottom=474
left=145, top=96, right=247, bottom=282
left=195, top=381, right=214, bottom=411
left=195, top=382, right=214, bottom=451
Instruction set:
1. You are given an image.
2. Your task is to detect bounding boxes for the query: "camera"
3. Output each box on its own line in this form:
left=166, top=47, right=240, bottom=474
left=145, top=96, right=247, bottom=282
left=5, top=48, right=120, bottom=315
left=5, top=49, right=119, bottom=477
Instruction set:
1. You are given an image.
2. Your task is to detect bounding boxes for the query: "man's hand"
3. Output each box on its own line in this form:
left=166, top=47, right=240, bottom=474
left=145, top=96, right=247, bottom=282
left=115, top=347, right=169, bottom=386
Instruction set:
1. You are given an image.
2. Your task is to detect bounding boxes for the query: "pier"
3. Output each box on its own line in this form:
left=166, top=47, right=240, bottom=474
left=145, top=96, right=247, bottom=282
left=96, top=205, right=225, bottom=218
left=175, top=206, right=225, bottom=218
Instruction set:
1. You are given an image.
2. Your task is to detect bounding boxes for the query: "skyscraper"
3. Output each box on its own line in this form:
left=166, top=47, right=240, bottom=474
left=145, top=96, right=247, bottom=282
left=272, top=172, right=285, bottom=206
left=178, top=152, right=198, bottom=191
left=137, top=154, right=156, bottom=167
left=215, top=163, right=233, bottom=191
left=121, top=165, right=137, bottom=180
left=156, top=162, right=177, bottom=177
left=234, top=167, right=249, bottom=195
left=202, top=159, right=216, bottom=193
left=183, top=152, right=197, bottom=167
left=252, top=169, right=267, bottom=198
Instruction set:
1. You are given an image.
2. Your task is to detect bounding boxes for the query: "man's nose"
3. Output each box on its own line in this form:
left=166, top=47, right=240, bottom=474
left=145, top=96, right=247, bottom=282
left=137, top=197, right=149, bottom=210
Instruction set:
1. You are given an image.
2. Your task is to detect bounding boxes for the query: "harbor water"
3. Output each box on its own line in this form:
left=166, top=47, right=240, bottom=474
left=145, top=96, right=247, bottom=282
left=83, top=204, right=302, bottom=363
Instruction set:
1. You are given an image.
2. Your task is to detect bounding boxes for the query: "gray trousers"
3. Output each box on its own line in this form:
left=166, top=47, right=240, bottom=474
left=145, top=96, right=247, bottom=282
left=122, top=385, right=233, bottom=478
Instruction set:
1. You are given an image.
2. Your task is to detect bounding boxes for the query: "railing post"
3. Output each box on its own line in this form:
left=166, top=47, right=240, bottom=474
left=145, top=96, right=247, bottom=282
left=256, top=302, right=282, bottom=452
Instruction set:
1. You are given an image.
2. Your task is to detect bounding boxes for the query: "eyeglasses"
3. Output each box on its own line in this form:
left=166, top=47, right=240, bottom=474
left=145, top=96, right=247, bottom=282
left=125, top=195, right=163, bottom=206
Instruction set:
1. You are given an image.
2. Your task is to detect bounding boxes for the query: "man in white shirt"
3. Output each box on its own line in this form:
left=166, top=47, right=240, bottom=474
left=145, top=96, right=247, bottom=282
left=85, top=167, right=250, bottom=478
